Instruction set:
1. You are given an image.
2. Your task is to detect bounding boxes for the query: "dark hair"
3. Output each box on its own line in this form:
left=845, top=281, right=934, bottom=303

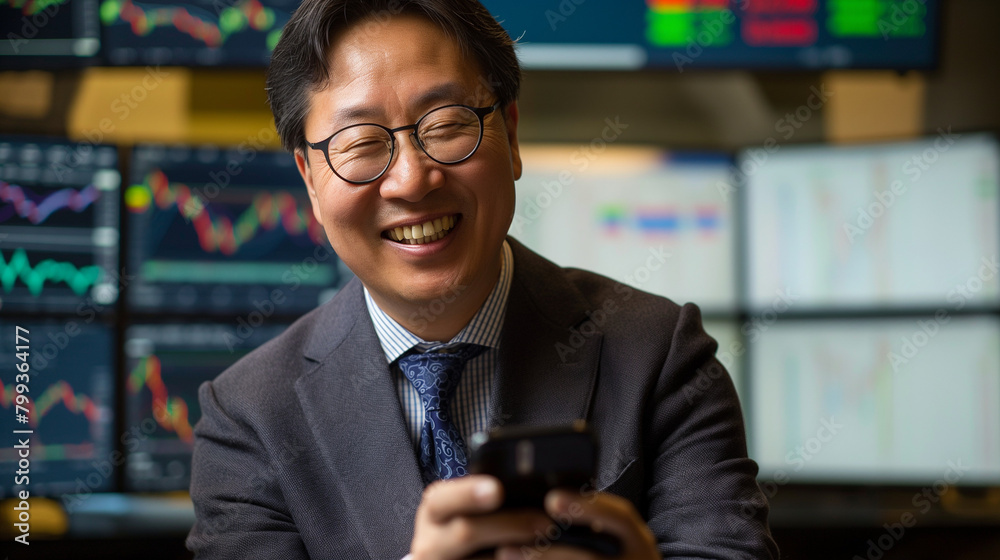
left=266, top=0, right=521, bottom=154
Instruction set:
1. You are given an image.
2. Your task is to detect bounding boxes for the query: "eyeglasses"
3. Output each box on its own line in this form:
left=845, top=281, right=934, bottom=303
left=305, top=102, right=500, bottom=184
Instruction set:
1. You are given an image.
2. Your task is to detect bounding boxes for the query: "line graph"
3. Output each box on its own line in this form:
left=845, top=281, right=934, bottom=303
left=101, top=0, right=285, bottom=51
left=0, top=180, right=101, bottom=225
left=0, top=378, right=107, bottom=466
left=127, top=168, right=325, bottom=255
left=0, top=248, right=103, bottom=296
left=128, top=355, right=194, bottom=444
left=0, top=320, right=114, bottom=496
left=0, top=379, right=100, bottom=429
left=126, top=145, right=339, bottom=314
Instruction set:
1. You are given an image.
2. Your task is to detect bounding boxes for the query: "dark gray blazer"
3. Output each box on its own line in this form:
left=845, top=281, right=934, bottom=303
left=186, top=236, right=778, bottom=559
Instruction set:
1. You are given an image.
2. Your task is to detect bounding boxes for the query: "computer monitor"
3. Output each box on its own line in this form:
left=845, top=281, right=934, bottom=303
left=0, top=0, right=101, bottom=67
left=126, top=143, right=342, bottom=316
left=0, top=136, right=121, bottom=314
left=749, top=316, right=1000, bottom=485
left=124, top=322, right=288, bottom=491
left=512, top=145, right=736, bottom=312
left=742, top=133, right=1000, bottom=311
left=481, top=0, right=939, bottom=70
left=0, top=321, right=116, bottom=497
left=100, top=0, right=298, bottom=66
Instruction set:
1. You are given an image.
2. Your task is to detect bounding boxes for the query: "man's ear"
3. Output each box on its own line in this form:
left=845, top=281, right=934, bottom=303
left=503, top=101, right=522, bottom=181
left=294, top=148, right=323, bottom=224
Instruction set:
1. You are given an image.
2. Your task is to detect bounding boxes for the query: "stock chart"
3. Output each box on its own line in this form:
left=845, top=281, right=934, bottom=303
left=124, top=323, right=288, bottom=490
left=743, top=133, right=1000, bottom=310
left=127, top=144, right=341, bottom=315
left=0, top=137, right=121, bottom=314
left=512, top=145, right=736, bottom=312
left=100, top=0, right=298, bottom=65
left=750, top=317, right=1000, bottom=484
left=0, top=321, right=116, bottom=497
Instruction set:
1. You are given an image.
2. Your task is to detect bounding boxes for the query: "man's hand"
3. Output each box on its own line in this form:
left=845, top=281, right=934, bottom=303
left=492, top=489, right=661, bottom=560
left=409, top=475, right=553, bottom=560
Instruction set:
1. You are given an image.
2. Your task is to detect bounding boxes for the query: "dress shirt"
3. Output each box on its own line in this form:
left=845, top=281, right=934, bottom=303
left=363, top=239, right=514, bottom=457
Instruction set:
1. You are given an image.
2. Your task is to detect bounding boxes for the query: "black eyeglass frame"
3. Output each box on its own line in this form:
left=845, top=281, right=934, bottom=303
left=305, top=102, right=501, bottom=185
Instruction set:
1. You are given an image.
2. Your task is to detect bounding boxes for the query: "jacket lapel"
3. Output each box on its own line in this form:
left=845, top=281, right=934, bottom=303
left=294, top=279, right=424, bottom=559
left=487, top=237, right=603, bottom=429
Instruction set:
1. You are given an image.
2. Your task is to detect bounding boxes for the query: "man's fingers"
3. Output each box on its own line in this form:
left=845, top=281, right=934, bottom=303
left=543, top=489, right=655, bottom=546
left=443, top=509, right=551, bottom=558
left=412, top=507, right=552, bottom=560
left=420, top=475, right=504, bottom=523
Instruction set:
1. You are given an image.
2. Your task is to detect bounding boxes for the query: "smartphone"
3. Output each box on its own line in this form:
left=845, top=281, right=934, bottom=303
left=468, top=420, right=622, bottom=557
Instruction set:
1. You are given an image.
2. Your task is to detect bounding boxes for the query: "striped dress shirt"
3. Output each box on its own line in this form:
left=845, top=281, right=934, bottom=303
left=362, top=239, right=514, bottom=457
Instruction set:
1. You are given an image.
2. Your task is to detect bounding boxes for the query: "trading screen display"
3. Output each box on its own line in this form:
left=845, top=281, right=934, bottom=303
left=0, top=321, right=116, bottom=497
left=750, top=317, right=1000, bottom=485
left=0, top=137, right=121, bottom=314
left=0, top=0, right=101, bottom=66
left=482, top=0, right=938, bottom=69
left=512, top=145, right=736, bottom=312
left=126, top=144, right=340, bottom=315
left=742, top=133, right=1000, bottom=311
left=100, top=0, right=298, bottom=66
left=124, top=323, right=288, bottom=491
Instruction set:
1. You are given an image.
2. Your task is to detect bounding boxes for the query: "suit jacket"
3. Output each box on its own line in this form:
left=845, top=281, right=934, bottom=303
left=186, top=236, right=778, bottom=559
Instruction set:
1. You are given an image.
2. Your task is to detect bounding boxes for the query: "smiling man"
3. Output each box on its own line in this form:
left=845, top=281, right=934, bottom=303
left=186, top=1, right=778, bottom=559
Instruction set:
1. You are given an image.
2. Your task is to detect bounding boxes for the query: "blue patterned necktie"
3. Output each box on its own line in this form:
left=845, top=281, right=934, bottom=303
left=397, top=344, right=486, bottom=484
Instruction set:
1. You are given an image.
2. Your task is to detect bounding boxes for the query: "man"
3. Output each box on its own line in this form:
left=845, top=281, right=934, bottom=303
left=186, top=1, right=778, bottom=559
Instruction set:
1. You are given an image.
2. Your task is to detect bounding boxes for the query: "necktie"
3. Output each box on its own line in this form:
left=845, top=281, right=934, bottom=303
left=397, top=344, right=486, bottom=484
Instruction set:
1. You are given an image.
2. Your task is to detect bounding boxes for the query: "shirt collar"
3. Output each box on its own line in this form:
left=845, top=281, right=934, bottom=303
left=363, top=239, right=514, bottom=363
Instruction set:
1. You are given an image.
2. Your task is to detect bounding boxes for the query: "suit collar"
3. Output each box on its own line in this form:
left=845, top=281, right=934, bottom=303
left=296, top=280, right=425, bottom=559
left=486, top=236, right=602, bottom=428
left=295, top=236, right=602, bottom=558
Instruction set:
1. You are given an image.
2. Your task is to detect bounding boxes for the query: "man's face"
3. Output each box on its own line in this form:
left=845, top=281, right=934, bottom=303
left=296, top=14, right=521, bottom=311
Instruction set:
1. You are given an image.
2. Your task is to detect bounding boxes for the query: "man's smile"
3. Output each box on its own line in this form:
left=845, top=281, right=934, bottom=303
left=383, top=214, right=462, bottom=244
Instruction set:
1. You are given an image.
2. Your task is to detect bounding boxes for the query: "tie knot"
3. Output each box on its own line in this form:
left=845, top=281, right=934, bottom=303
left=397, top=344, right=485, bottom=412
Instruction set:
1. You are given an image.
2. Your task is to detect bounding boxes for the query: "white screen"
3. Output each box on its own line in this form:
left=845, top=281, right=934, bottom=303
left=744, top=133, right=1000, bottom=310
left=511, top=145, right=736, bottom=312
left=750, top=317, right=1000, bottom=484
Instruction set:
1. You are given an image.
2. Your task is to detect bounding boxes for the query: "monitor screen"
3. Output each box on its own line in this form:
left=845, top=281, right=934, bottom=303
left=481, top=0, right=939, bottom=70
left=749, top=316, right=1000, bottom=485
left=743, top=133, right=1000, bottom=311
left=126, top=143, right=342, bottom=316
left=124, top=322, right=288, bottom=491
left=0, top=136, right=121, bottom=314
left=0, top=0, right=101, bottom=67
left=0, top=321, right=117, bottom=497
left=100, top=0, right=298, bottom=66
left=511, top=145, right=736, bottom=312
left=95, top=0, right=939, bottom=69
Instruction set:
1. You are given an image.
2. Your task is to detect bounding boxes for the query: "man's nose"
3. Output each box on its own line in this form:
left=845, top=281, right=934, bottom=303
left=378, top=133, right=444, bottom=202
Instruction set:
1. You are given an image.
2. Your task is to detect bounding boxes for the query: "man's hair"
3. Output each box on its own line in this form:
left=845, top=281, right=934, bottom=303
left=266, top=0, right=521, bottom=154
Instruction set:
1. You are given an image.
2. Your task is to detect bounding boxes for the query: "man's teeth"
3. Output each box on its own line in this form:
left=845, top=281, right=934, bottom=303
left=387, top=215, right=457, bottom=244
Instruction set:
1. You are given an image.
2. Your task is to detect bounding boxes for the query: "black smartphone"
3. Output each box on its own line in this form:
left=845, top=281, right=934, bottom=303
left=468, top=420, right=622, bottom=557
